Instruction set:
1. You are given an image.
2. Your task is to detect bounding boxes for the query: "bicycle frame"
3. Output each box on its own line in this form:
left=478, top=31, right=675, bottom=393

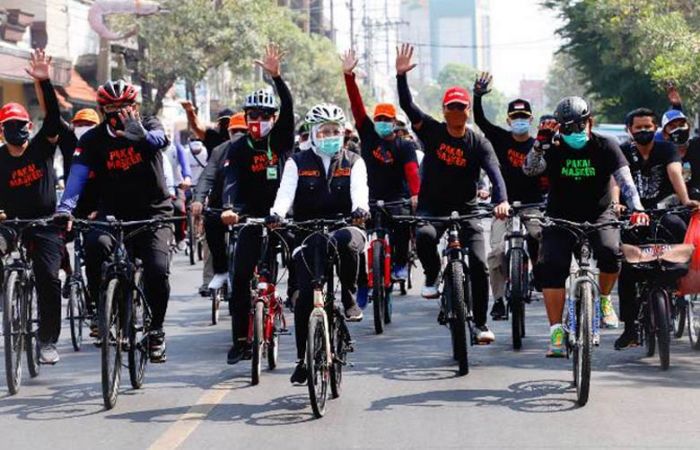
left=366, top=202, right=392, bottom=290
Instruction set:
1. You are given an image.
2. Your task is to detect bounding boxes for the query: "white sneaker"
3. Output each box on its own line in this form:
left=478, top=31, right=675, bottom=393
left=421, top=284, right=439, bottom=299
left=208, top=273, right=228, bottom=291
left=476, top=325, right=495, bottom=344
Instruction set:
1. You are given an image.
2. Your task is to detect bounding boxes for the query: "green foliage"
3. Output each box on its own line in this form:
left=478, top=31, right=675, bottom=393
left=544, top=52, right=590, bottom=112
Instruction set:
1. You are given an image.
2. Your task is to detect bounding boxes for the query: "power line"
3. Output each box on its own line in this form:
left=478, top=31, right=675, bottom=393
left=407, top=38, right=553, bottom=49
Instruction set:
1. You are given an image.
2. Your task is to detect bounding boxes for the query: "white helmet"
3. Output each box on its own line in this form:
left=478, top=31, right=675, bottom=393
left=244, top=89, right=277, bottom=111
left=305, top=103, right=346, bottom=126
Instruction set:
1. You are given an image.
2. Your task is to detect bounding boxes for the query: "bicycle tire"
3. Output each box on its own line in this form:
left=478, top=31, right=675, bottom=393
left=128, top=272, right=147, bottom=389
left=574, top=282, right=593, bottom=407
left=68, top=283, right=84, bottom=352
left=447, top=261, right=468, bottom=376
left=267, top=310, right=280, bottom=370
left=330, top=312, right=347, bottom=399
left=688, top=295, right=700, bottom=350
left=3, top=271, right=23, bottom=395
left=25, top=283, right=40, bottom=378
left=384, top=289, right=392, bottom=324
left=672, top=295, right=686, bottom=339
left=251, top=301, right=264, bottom=385
left=652, top=289, right=671, bottom=370
left=211, top=288, right=221, bottom=325
left=372, top=241, right=385, bottom=334
left=101, top=278, right=123, bottom=410
left=508, top=249, right=525, bottom=350
left=306, top=312, right=329, bottom=418
left=187, top=212, right=196, bottom=266
left=645, top=302, right=656, bottom=357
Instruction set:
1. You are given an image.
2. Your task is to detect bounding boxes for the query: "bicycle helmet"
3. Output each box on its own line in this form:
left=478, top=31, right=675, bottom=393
left=304, top=103, right=346, bottom=126
left=554, top=96, right=590, bottom=125
left=97, top=80, right=138, bottom=106
left=244, top=89, right=277, bottom=111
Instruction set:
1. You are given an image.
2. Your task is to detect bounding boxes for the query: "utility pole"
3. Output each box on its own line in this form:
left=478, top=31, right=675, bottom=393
left=348, top=0, right=355, bottom=50
left=363, top=0, right=372, bottom=95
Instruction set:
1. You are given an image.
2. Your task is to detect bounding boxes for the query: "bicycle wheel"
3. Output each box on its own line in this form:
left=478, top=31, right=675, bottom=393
left=384, top=289, right=392, bottom=324
left=68, top=283, right=84, bottom=352
left=688, top=295, right=700, bottom=350
left=645, top=301, right=656, bottom=357
left=672, top=295, right=686, bottom=339
left=101, top=278, right=123, bottom=410
left=3, top=271, right=23, bottom=395
left=446, top=261, right=468, bottom=376
left=306, top=312, right=329, bottom=418
left=372, top=241, right=385, bottom=334
left=211, top=288, right=221, bottom=325
left=508, top=250, right=526, bottom=350
left=651, top=289, right=671, bottom=370
left=128, top=273, right=147, bottom=389
left=25, top=283, right=40, bottom=378
left=187, top=212, right=195, bottom=266
left=573, top=282, right=593, bottom=407
left=251, top=301, right=264, bottom=385
left=267, top=309, right=281, bottom=370
left=330, top=313, right=346, bottom=399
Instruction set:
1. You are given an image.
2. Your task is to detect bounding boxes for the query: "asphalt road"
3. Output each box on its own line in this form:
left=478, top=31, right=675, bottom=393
left=0, top=251, right=699, bottom=449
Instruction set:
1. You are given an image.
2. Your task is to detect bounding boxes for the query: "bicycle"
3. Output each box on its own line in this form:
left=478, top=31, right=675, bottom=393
left=204, top=207, right=230, bottom=325
left=1, top=218, right=46, bottom=395
left=395, top=208, right=492, bottom=376
left=64, top=222, right=92, bottom=351
left=687, top=293, right=700, bottom=350
left=284, top=218, right=354, bottom=418
left=75, top=216, right=180, bottom=410
left=185, top=204, right=204, bottom=266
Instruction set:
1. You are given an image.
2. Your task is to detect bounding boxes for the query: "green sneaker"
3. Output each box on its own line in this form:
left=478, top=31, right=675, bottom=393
left=546, top=325, right=566, bottom=358
left=601, top=295, right=619, bottom=329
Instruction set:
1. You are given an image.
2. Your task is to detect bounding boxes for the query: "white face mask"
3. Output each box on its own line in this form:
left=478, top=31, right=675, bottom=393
left=299, top=140, right=312, bottom=151
left=189, top=141, right=204, bottom=154
left=74, top=125, right=94, bottom=140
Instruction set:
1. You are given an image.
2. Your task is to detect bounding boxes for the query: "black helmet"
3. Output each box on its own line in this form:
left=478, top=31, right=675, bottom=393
left=554, top=96, right=590, bottom=125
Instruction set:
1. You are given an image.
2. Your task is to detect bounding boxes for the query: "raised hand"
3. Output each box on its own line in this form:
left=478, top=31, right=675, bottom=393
left=396, top=43, right=417, bottom=75
left=473, top=72, right=492, bottom=96
left=25, top=48, right=52, bottom=81
left=666, top=81, right=682, bottom=106
left=341, top=49, right=359, bottom=75
left=180, top=100, right=195, bottom=113
left=116, top=109, right=147, bottom=141
left=255, top=43, right=285, bottom=78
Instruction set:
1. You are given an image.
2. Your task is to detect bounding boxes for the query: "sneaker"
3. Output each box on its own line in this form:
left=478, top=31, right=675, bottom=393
left=345, top=304, right=363, bottom=322
left=593, top=331, right=601, bottom=347
left=38, top=342, right=59, bottom=364
left=490, top=298, right=507, bottom=320
left=290, top=360, right=308, bottom=384
left=89, top=318, right=100, bottom=339
left=476, top=325, right=495, bottom=344
left=546, top=324, right=566, bottom=358
left=208, top=273, right=228, bottom=291
left=600, top=296, right=620, bottom=329
left=148, top=329, right=167, bottom=363
left=392, top=265, right=408, bottom=281
left=614, top=328, right=639, bottom=350
left=198, top=285, right=210, bottom=297
left=421, top=284, right=439, bottom=299
left=356, top=286, right=369, bottom=310
left=226, top=340, right=249, bottom=365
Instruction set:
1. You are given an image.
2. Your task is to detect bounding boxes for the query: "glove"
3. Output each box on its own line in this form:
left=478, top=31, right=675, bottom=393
left=52, top=211, right=73, bottom=228
left=351, top=208, right=370, bottom=222
left=630, top=211, right=649, bottom=227
left=473, top=72, right=492, bottom=96
left=122, top=114, right=148, bottom=142
left=534, top=128, right=555, bottom=152
left=265, top=213, right=283, bottom=227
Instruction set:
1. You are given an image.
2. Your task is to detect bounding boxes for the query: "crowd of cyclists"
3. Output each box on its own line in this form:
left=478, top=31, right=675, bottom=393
left=0, top=42, right=698, bottom=390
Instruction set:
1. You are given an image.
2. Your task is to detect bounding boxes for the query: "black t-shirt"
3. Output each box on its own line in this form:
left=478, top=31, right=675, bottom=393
left=74, top=120, right=171, bottom=219
left=0, top=129, right=59, bottom=219
left=621, top=140, right=680, bottom=209
left=357, top=119, right=418, bottom=201
left=544, top=132, right=628, bottom=222
left=415, top=118, right=504, bottom=214
left=683, top=137, right=700, bottom=194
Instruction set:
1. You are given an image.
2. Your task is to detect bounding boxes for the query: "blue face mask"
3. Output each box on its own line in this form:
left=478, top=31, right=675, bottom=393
left=374, top=121, right=394, bottom=138
left=562, top=131, right=589, bottom=150
left=510, top=119, right=530, bottom=135
left=316, top=136, right=343, bottom=156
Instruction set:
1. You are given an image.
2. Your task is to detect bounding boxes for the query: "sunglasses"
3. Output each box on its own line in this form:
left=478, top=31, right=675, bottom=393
left=559, top=120, right=588, bottom=135
left=246, top=110, right=274, bottom=121
left=445, top=103, right=468, bottom=111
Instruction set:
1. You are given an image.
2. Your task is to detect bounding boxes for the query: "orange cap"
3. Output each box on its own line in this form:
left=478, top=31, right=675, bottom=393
left=373, top=103, right=397, bottom=120
left=228, top=112, right=247, bottom=130
left=72, top=108, right=100, bottom=125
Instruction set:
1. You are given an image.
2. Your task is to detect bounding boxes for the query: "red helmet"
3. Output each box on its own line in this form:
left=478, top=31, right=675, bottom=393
left=0, top=103, right=30, bottom=123
left=97, top=80, right=138, bottom=106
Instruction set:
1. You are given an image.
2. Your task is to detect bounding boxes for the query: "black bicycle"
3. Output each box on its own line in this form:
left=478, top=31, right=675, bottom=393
left=1, top=218, right=47, bottom=395
left=76, top=216, right=180, bottom=410
left=64, top=223, right=92, bottom=351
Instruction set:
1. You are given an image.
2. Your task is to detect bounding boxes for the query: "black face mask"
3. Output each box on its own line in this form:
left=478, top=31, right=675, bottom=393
left=2, top=120, right=30, bottom=146
left=105, top=111, right=124, bottom=131
left=632, top=130, right=655, bottom=146
left=670, top=127, right=690, bottom=145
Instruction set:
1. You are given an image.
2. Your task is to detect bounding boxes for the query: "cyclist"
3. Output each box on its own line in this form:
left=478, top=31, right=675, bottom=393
left=472, top=72, right=545, bottom=320
left=295, top=121, right=312, bottom=153
left=614, top=107, right=699, bottom=349
left=523, top=96, right=648, bottom=357
left=395, top=44, right=509, bottom=344
left=181, top=101, right=233, bottom=157
left=267, top=103, right=369, bottom=384
left=342, top=49, right=420, bottom=281
left=0, top=50, right=67, bottom=364
left=56, top=79, right=172, bottom=362
left=219, top=44, right=295, bottom=365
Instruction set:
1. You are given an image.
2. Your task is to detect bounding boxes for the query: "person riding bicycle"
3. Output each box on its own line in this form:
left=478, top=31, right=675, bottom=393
left=472, top=72, right=545, bottom=320
left=181, top=102, right=233, bottom=158
left=614, top=107, right=700, bottom=349
left=295, top=121, right=312, bottom=153
left=0, top=50, right=68, bottom=364
left=341, top=49, right=421, bottom=282
left=395, top=44, right=509, bottom=344
left=219, top=44, right=295, bottom=365
left=523, top=96, right=648, bottom=357
left=56, top=78, right=172, bottom=362
left=267, top=102, right=369, bottom=384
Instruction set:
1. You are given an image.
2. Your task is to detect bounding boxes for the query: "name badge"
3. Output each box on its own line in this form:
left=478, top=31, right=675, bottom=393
left=266, top=166, right=278, bottom=180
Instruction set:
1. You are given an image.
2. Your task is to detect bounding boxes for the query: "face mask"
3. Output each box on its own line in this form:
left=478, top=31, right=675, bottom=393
left=374, top=121, right=394, bottom=138
left=2, top=121, right=30, bottom=146
left=74, top=125, right=93, bottom=140
left=316, top=136, right=343, bottom=157
left=248, top=120, right=273, bottom=140
left=299, top=140, right=312, bottom=151
left=669, top=127, right=690, bottom=145
left=106, top=111, right=124, bottom=131
left=444, top=109, right=468, bottom=130
left=632, top=130, right=655, bottom=146
left=510, top=119, right=530, bottom=135
left=561, top=131, right=589, bottom=150
left=189, top=141, right=204, bottom=154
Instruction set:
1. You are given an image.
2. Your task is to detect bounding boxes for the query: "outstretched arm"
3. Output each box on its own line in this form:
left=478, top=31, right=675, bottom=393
left=26, top=49, right=60, bottom=144
left=181, top=101, right=207, bottom=141
left=256, top=43, right=294, bottom=153
left=341, top=50, right=369, bottom=128
left=396, top=43, right=430, bottom=130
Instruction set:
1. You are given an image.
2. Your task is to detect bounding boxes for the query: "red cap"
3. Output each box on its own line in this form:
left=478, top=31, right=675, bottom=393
left=442, top=87, right=471, bottom=106
left=0, top=103, right=30, bottom=124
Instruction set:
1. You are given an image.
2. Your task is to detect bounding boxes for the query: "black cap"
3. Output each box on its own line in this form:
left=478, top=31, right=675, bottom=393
left=507, top=98, right=532, bottom=117
left=217, top=108, right=234, bottom=120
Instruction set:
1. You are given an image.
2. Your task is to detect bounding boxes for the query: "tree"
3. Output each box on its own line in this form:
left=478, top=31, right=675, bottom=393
left=544, top=52, right=590, bottom=112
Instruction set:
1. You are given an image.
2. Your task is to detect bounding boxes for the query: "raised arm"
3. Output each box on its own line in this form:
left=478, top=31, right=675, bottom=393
left=181, top=101, right=207, bottom=141
left=26, top=49, right=60, bottom=144
left=472, top=72, right=505, bottom=138
left=341, top=50, right=369, bottom=128
left=256, top=43, right=294, bottom=152
left=396, top=44, right=429, bottom=130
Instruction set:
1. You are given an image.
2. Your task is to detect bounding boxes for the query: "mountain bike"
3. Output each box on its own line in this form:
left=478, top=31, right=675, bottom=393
left=64, top=223, right=92, bottom=351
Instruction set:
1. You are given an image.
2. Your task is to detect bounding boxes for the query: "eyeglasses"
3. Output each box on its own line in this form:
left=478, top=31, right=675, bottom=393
left=445, top=103, right=468, bottom=111
left=558, top=120, right=588, bottom=135
left=246, top=110, right=275, bottom=121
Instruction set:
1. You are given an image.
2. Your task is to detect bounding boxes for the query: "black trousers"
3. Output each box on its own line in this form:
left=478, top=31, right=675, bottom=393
left=293, top=226, right=366, bottom=359
left=415, top=217, right=489, bottom=327
left=204, top=215, right=228, bottom=274
left=85, top=226, right=172, bottom=330
left=618, top=213, right=688, bottom=328
left=0, top=226, right=64, bottom=343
